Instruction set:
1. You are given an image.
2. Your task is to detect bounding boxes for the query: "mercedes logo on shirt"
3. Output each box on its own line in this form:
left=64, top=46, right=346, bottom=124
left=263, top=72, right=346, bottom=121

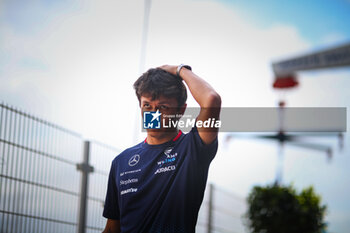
left=128, top=154, right=140, bottom=166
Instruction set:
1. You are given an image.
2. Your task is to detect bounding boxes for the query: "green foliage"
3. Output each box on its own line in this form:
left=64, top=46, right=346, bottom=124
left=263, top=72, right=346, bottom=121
left=245, top=184, right=327, bottom=233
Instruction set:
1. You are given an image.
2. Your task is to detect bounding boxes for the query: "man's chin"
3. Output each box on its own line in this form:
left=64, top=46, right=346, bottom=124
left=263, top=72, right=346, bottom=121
left=146, top=129, right=160, bottom=134
left=146, top=128, right=176, bottom=135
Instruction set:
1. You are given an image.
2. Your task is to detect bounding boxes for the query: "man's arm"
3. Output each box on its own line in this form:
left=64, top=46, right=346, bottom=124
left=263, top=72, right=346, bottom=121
left=102, top=219, right=120, bottom=233
left=160, top=65, right=221, bottom=144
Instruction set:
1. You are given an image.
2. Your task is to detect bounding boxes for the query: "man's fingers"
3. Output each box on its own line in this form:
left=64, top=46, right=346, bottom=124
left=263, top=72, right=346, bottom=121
left=158, top=65, right=176, bottom=75
left=158, top=65, right=169, bottom=70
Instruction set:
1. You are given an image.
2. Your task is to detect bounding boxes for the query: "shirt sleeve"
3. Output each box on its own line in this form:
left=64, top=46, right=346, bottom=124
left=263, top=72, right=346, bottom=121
left=103, top=159, right=120, bottom=220
left=187, top=126, right=218, bottom=164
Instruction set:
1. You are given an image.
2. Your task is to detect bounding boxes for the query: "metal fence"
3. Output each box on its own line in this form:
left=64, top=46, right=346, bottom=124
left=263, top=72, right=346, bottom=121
left=0, top=102, right=246, bottom=233
left=0, top=102, right=82, bottom=233
left=196, top=184, right=247, bottom=233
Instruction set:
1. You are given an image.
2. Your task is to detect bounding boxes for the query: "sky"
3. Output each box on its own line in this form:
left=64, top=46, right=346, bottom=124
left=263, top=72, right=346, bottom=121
left=1, top=0, right=350, bottom=232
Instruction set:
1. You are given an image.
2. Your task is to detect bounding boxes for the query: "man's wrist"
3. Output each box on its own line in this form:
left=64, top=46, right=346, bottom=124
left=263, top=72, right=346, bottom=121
left=176, top=64, right=192, bottom=79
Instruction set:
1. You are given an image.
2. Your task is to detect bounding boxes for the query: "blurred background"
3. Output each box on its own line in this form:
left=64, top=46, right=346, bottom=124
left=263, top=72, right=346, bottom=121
left=0, top=0, right=349, bottom=232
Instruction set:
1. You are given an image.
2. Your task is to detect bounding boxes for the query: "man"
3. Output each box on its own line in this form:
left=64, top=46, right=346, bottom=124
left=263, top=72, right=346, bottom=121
left=102, top=64, right=221, bottom=233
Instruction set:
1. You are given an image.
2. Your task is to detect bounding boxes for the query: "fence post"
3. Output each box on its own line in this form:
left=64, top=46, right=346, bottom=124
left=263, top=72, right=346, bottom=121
left=77, top=141, right=94, bottom=233
left=207, top=183, right=214, bottom=233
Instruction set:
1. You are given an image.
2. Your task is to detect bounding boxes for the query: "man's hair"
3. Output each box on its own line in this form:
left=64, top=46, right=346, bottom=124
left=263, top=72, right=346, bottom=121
left=133, top=68, right=187, bottom=107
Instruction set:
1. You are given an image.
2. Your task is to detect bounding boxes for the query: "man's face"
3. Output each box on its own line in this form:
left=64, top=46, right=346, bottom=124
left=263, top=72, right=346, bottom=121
left=140, top=95, right=186, bottom=133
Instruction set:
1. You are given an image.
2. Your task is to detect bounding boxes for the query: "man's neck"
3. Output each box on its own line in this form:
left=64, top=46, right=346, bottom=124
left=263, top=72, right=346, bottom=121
left=146, top=129, right=179, bottom=145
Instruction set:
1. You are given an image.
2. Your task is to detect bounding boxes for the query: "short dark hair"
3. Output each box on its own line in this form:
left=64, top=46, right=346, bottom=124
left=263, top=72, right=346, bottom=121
left=133, top=68, right=187, bottom=107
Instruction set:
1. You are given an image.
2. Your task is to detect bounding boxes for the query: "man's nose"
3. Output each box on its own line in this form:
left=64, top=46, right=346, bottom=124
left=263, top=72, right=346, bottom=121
left=150, top=105, right=159, bottom=112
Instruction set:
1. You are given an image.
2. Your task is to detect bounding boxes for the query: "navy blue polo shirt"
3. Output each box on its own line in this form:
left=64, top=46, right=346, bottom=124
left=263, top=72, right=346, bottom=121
left=103, top=126, right=218, bottom=233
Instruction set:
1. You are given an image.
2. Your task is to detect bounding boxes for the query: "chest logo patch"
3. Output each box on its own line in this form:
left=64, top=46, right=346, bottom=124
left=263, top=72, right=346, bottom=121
left=164, top=147, right=177, bottom=158
left=128, top=154, right=140, bottom=166
left=164, top=147, right=173, bottom=157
